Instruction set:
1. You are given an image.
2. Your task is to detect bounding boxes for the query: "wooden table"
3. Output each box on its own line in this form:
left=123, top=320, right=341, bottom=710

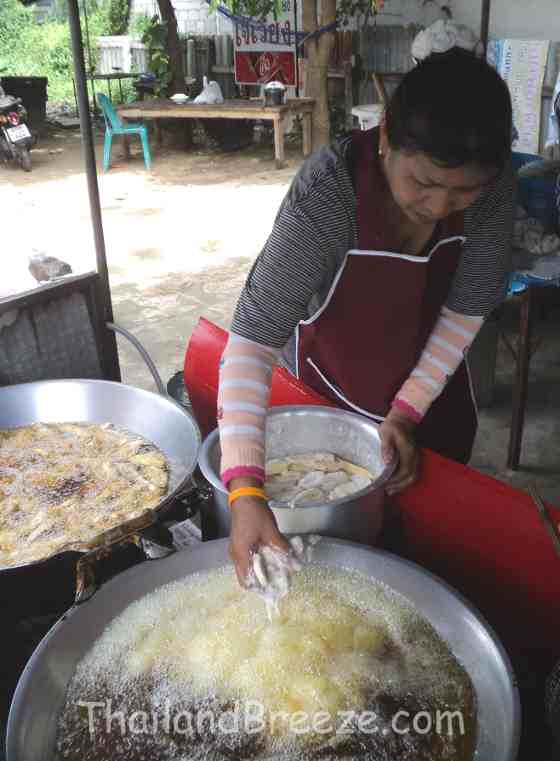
left=118, top=98, right=315, bottom=168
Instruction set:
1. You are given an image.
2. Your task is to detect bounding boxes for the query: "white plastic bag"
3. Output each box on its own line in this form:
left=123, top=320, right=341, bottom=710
left=193, top=79, right=224, bottom=105
left=411, top=20, right=480, bottom=62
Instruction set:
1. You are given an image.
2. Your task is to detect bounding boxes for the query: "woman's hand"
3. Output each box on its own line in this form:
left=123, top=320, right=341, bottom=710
left=379, top=407, right=420, bottom=496
left=229, top=494, right=291, bottom=587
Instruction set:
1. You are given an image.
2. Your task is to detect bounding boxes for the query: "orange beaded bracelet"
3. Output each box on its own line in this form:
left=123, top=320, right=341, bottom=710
left=228, top=486, right=267, bottom=508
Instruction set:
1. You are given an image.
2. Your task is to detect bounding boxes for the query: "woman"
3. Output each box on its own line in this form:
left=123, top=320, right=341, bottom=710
left=218, top=48, right=514, bottom=584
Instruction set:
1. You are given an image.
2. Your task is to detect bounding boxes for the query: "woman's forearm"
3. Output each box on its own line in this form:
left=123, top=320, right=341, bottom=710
left=217, top=332, right=278, bottom=487
left=393, top=306, right=484, bottom=421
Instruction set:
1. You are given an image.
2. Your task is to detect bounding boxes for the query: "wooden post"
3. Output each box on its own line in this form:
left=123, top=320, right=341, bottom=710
left=303, top=110, right=313, bottom=157
left=344, top=61, right=353, bottom=130
left=274, top=116, right=285, bottom=169
left=372, top=73, right=388, bottom=106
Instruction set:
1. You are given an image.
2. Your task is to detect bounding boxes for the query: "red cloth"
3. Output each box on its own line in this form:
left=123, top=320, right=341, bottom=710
left=185, top=317, right=560, bottom=678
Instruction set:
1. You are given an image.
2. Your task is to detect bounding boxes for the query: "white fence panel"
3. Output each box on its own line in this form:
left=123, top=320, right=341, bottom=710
left=131, top=41, right=149, bottom=73
left=97, top=36, right=147, bottom=75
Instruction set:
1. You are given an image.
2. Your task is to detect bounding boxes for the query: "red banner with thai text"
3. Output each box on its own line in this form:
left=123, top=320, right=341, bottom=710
left=234, top=51, right=296, bottom=86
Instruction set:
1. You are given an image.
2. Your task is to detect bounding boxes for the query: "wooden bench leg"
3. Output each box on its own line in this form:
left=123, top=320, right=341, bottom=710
left=274, top=117, right=285, bottom=169
left=507, top=286, right=534, bottom=470
left=122, top=134, right=131, bottom=160
left=155, top=120, right=163, bottom=147
left=303, top=111, right=312, bottom=158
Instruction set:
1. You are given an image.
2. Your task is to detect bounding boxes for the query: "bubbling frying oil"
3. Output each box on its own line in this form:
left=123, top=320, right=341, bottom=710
left=56, top=565, right=476, bottom=761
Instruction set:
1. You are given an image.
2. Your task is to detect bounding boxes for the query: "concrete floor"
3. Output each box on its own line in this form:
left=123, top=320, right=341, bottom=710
left=471, top=299, right=560, bottom=504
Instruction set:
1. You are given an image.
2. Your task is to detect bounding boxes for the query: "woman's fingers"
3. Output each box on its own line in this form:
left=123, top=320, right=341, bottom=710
left=229, top=497, right=291, bottom=587
left=266, top=529, right=292, bottom=557
left=381, top=429, right=396, bottom=465
left=229, top=536, right=252, bottom=587
left=387, top=455, right=419, bottom=494
left=380, top=419, right=420, bottom=496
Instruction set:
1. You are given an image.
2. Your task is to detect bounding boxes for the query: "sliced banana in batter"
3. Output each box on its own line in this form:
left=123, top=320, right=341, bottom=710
left=264, top=452, right=374, bottom=507
left=0, top=422, right=169, bottom=569
left=291, top=487, right=324, bottom=505
left=265, top=458, right=291, bottom=476
left=320, top=470, right=350, bottom=491
left=297, top=470, right=325, bottom=489
left=339, top=460, right=376, bottom=481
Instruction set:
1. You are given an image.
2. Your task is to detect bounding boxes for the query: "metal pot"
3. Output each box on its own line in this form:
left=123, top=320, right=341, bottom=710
left=0, top=379, right=201, bottom=603
left=6, top=538, right=520, bottom=761
left=264, top=81, right=286, bottom=107
left=198, top=406, right=395, bottom=543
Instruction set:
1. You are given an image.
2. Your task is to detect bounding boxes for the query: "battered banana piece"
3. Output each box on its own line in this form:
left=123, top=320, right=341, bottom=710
left=0, top=422, right=169, bottom=568
left=265, top=452, right=378, bottom=506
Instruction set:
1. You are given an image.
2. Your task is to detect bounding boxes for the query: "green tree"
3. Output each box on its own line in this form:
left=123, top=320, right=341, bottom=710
left=0, top=0, right=33, bottom=60
left=0, top=0, right=113, bottom=101
left=141, top=16, right=173, bottom=94
left=108, top=0, right=131, bottom=35
left=154, top=0, right=185, bottom=95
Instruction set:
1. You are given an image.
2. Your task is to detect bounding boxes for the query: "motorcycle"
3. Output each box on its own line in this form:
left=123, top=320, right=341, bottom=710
left=0, top=77, right=35, bottom=172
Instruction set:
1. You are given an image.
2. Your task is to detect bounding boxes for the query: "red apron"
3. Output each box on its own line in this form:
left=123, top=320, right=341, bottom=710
left=296, top=129, right=478, bottom=464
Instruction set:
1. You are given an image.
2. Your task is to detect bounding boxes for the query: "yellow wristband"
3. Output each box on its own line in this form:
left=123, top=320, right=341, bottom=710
left=228, top=487, right=267, bottom=508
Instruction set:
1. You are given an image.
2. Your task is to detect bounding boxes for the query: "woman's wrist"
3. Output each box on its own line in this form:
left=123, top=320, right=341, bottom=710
left=222, top=466, right=265, bottom=488
left=386, top=403, right=419, bottom=432
left=228, top=477, right=269, bottom=510
left=229, top=476, right=264, bottom=490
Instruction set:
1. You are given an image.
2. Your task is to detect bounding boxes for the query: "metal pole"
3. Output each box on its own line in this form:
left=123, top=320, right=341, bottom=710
left=481, top=0, right=491, bottom=55
left=67, top=0, right=121, bottom=381
left=80, top=0, right=98, bottom=116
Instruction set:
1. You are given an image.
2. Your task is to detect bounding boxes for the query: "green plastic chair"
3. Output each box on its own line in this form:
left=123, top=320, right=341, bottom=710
left=97, top=93, right=152, bottom=171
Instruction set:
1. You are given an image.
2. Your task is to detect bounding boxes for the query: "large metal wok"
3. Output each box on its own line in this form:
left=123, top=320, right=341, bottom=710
left=7, top=539, right=520, bottom=761
left=0, top=379, right=201, bottom=579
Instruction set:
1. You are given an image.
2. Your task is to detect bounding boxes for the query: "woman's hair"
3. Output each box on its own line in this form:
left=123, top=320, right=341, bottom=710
left=385, top=47, right=513, bottom=169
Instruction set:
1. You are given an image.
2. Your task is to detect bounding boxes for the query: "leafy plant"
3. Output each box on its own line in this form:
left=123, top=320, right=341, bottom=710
left=107, top=0, right=131, bottom=35
left=0, top=0, right=33, bottom=56
left=0, top=0, right=112, bottom=102
left=141, top=15, right=172, bottom=95
left=207, top=0, right=280, bottom=20
left=129, top=12, right=152, bottom=38
left=337, top=0, right=384, bottom=27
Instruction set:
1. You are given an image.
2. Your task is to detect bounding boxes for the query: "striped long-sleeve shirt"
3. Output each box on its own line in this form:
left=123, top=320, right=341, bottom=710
left=218, top=135, right=514, bottom=486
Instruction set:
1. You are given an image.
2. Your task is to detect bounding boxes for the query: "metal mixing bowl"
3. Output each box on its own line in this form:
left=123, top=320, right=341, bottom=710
left=198, top=405, right=395, bottom=543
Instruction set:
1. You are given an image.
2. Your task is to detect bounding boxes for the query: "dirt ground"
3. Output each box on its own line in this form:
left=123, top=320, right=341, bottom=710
left=1, top=124, right=300, bottom=388
left=2, top=125, right=560, bottom=501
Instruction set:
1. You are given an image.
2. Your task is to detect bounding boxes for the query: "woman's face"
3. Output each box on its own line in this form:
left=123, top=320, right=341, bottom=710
left=379, top=127, right=499, bottom=226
